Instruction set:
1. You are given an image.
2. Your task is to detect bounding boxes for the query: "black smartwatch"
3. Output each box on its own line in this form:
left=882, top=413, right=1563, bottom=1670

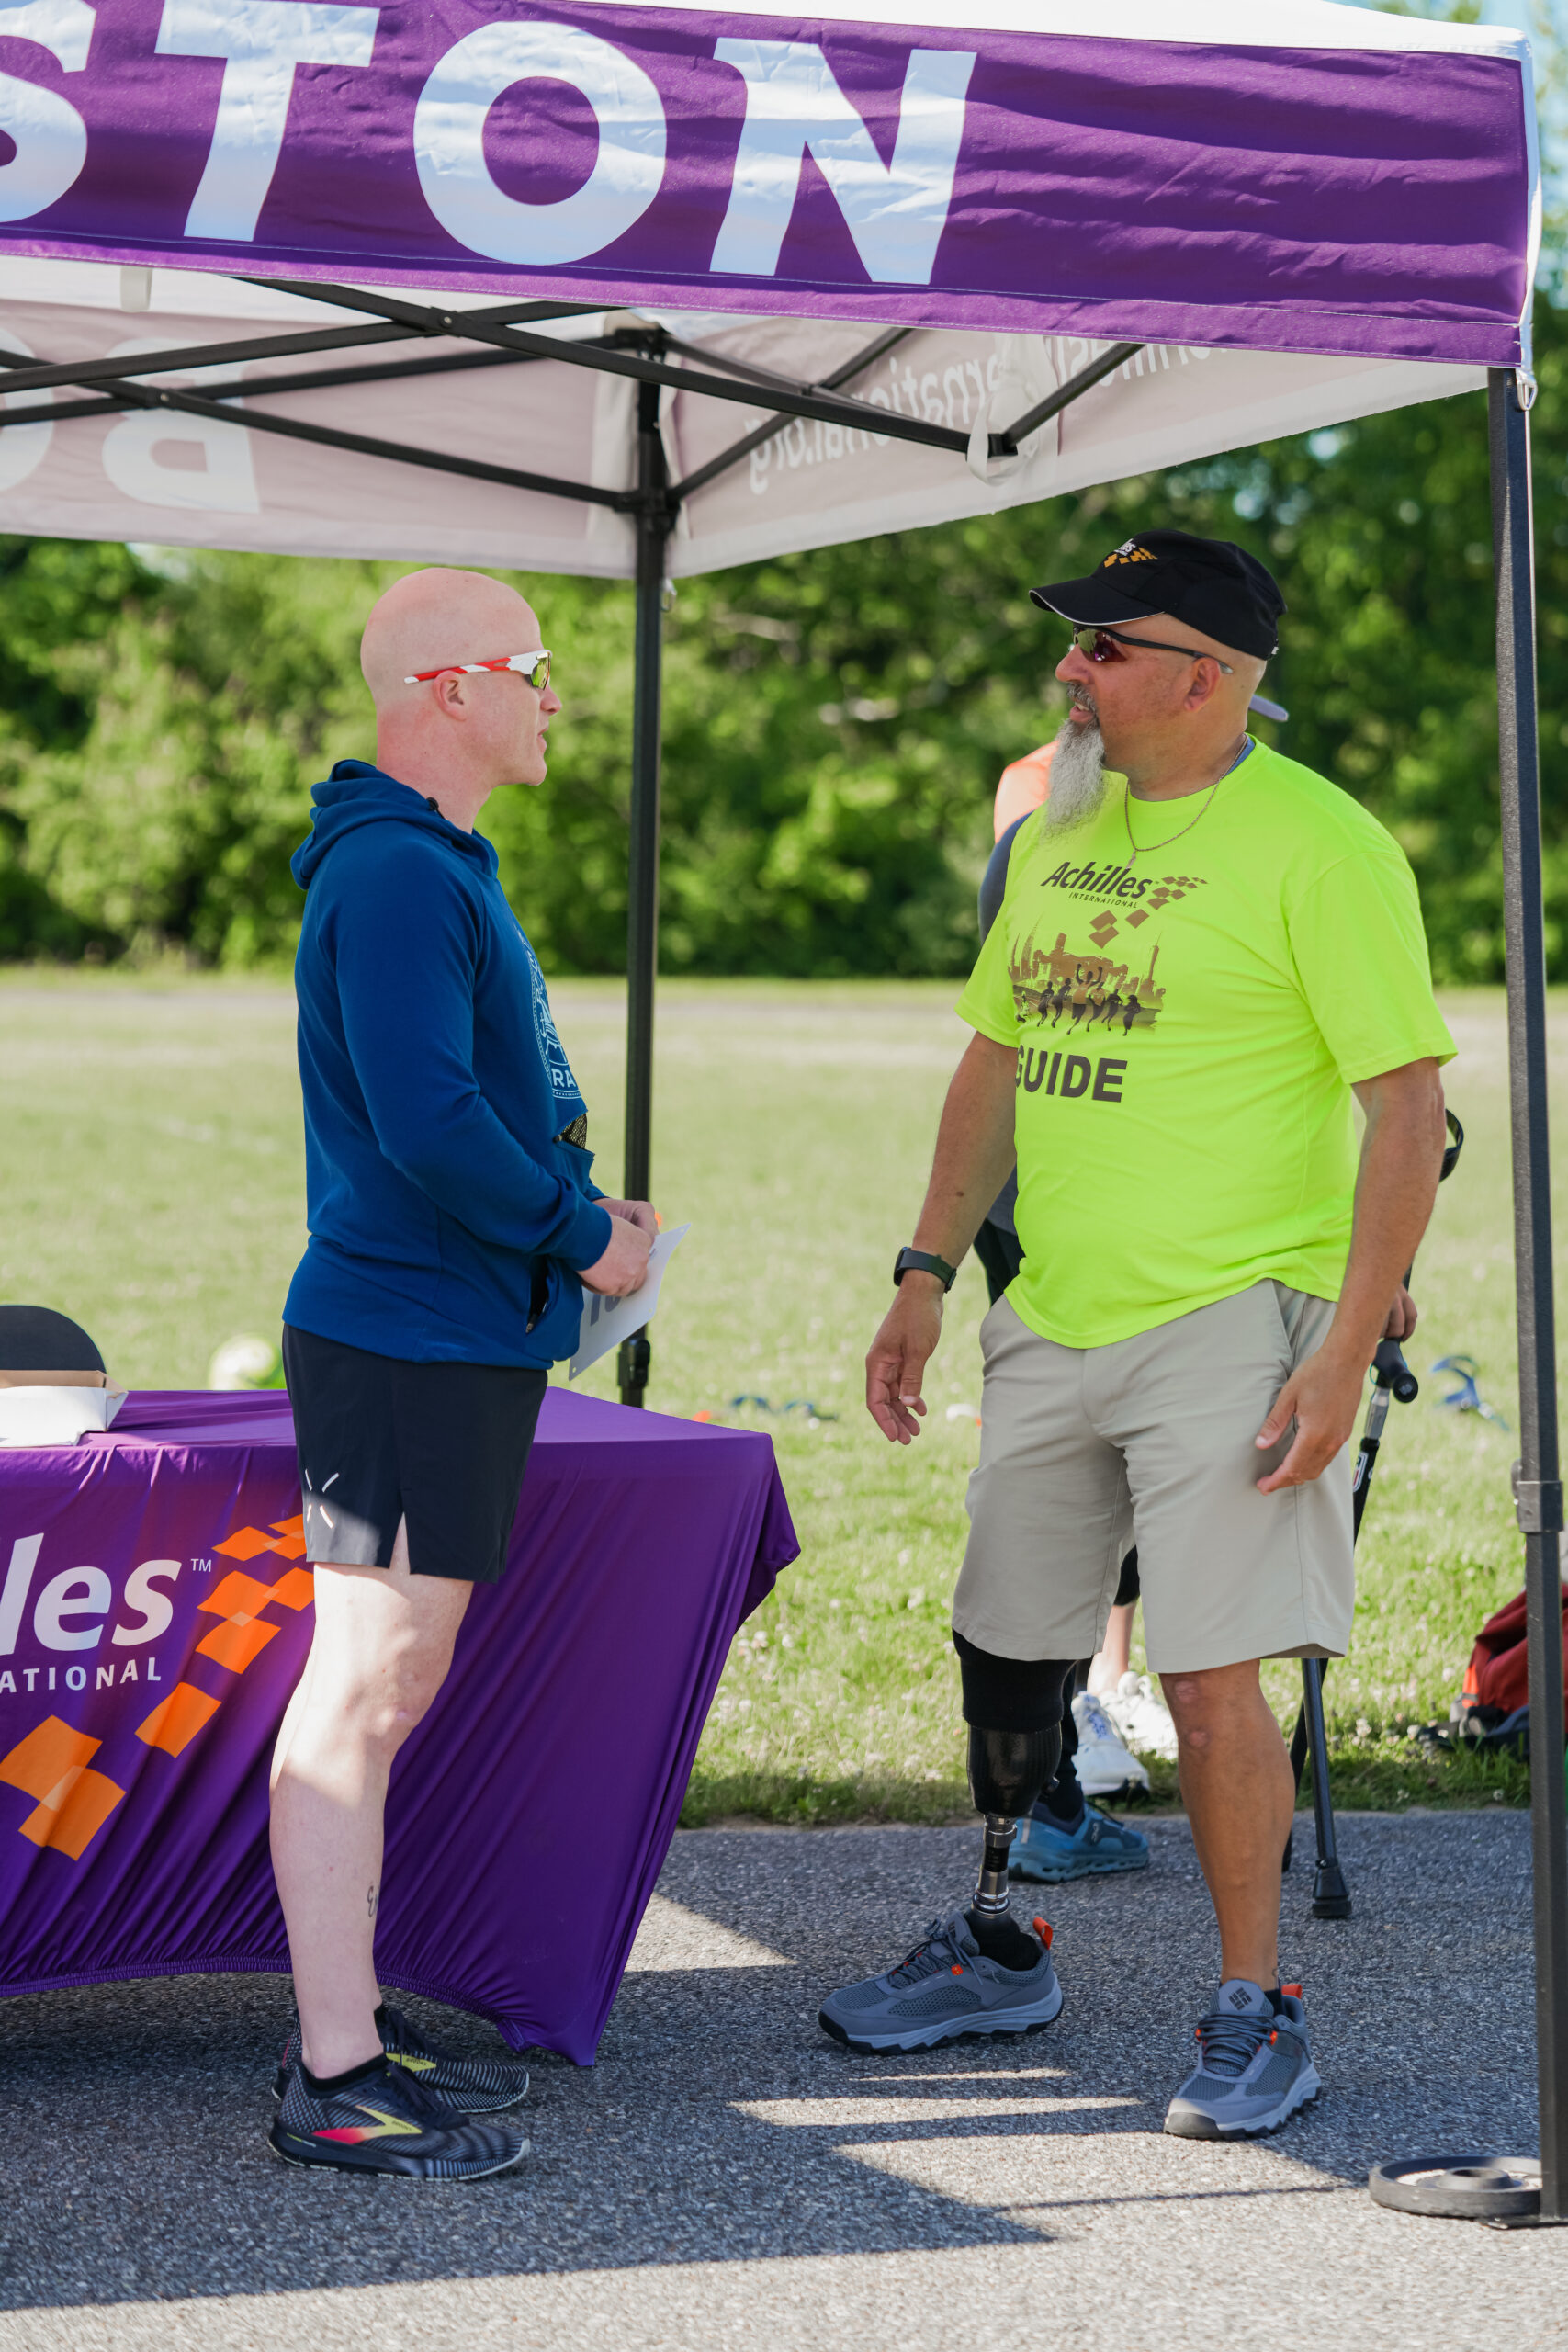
left=893, top=1246, right=958, bottom=1293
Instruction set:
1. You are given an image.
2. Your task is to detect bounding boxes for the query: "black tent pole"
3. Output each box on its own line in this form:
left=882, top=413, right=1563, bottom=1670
left=1491, top=363, right=1568, bottom=2213
left=617, top=376, right=672, bottom=1408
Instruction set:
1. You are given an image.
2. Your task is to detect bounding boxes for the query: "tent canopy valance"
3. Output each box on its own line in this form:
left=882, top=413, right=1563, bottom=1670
left=0, top=0, right=1536, bottom=362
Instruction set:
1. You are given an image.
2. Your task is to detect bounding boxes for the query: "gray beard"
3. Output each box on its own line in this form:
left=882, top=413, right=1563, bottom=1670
left=1043, top=711, right=1108, bottom=834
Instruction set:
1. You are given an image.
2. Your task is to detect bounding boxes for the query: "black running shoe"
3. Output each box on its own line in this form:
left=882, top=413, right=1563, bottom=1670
left=275, top=2005, right=530, bottom=2114
left=268, top=2054, right=527, bottom=2179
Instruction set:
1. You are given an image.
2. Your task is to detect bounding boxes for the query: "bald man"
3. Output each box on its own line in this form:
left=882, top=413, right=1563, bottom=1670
left=268, top=569, right=654, bottom=2180
left=830, top=531, right=1453, bottom=2143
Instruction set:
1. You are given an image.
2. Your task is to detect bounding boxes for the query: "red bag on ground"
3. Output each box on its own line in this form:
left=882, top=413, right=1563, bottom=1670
left=1463, top=1587, right=1568, bottom=1715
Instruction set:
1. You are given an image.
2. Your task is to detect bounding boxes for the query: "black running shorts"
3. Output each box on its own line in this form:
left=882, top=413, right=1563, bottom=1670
left=281, top=1325, right=547, bottom=1583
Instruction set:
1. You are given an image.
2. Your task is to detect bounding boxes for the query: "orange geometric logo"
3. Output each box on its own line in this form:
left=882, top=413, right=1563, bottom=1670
left=0, top=1519, right=317, bottom=1862
left=135, top=1559, right=314, bottom=1754
left=213, top=1515, right=306, bottom=1563
left=0, top=1717, right=125, bottom=1859
left=135, top=1682, right=221, bottom=1758
left=194, top=1565, right=314, bottom=1674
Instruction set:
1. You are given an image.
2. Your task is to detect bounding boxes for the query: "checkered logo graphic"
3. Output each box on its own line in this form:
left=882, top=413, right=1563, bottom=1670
left=0, top=1717, right=125, bottom=1860
left=0, top=1516, right=314, bottom=1860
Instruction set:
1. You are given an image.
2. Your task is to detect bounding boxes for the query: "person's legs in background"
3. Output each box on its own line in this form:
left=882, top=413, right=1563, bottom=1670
left=1065, top=1547, right=1153, bottom=1801
left=1087, top=1600, right=1134, bottom=1695
left=1010, top=1571, right=1146, bottom=1882
left=1088, top=1550, right=1180, bottom=1762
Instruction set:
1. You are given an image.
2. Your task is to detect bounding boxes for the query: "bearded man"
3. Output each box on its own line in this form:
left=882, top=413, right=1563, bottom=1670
left=820, top=530, right=1453, bottom=2139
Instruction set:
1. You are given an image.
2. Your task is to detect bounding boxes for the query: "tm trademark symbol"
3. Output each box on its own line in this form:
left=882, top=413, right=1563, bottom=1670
left=191, top=1556, right=213, bottom=1575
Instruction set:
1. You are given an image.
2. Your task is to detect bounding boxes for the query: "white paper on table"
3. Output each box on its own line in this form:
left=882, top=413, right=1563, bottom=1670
left=570, top=1223, right=690, bottom=1381
left=0, top=1386, right=128, bottom=1448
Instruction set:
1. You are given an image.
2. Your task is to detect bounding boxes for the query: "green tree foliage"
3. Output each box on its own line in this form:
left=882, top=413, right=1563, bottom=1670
left=0, top=536, right=149, bottom=956
left=0, top=300, right=1562, bottom=978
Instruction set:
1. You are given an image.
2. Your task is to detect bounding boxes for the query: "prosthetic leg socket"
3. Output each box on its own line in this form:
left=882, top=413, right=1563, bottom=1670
left=968, top=1724, right=1058, bottom=1915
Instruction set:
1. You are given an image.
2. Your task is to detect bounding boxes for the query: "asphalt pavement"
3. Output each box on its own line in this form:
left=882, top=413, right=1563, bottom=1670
left=1, top=1812, right=1563, bottom=2351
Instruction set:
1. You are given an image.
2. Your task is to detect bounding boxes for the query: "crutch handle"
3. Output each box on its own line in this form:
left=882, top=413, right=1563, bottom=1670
left=1362, top=1110, right=1458, bottom=1408
left=1440, top=1107, right=1464, bottom=1183
left=1372, top=1338, right=1419, bottom=1402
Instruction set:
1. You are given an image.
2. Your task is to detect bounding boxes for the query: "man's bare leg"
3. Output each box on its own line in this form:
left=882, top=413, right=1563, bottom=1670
left=1161, top=1658, right=1295, bottom=1988
left=270, top=1520, right=472, bottom=2078
left=1085, top=1600, right=1135, bottom=1698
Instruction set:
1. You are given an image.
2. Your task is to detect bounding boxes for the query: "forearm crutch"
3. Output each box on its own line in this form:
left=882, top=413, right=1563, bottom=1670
left=1282, top=1110, right=1463, bottom=1919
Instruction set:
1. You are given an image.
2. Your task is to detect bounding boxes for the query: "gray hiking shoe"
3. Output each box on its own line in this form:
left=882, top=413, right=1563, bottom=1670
left=1164, top=1979, right=1320, bottom=2139
left=818, top=1906, right=1062, bottom=2054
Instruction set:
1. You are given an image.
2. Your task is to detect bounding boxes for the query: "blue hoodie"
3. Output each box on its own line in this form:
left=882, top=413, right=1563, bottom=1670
left=283, top=761, right=613, bottom=1368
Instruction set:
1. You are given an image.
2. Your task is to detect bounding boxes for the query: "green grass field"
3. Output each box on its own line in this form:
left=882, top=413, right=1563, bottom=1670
left=0, top=975, right=1550, bottom=1819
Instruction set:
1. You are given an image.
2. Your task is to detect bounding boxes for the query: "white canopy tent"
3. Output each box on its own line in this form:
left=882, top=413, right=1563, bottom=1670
left=0, top=0, right=1555, bottom=2210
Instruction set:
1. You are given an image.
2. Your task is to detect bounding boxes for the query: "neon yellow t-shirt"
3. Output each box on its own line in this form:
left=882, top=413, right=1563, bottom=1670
left=955, top=741, right=1456, bottom=1349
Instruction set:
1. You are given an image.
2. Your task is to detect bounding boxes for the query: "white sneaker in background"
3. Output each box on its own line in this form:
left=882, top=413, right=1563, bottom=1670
left=1070, top=1690, right=1150, bottom=1795
left=1103, top=1670, right=1180, bottom=1761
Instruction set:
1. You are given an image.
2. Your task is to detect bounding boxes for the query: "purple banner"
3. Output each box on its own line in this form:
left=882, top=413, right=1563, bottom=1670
left=0, top=1387, right=796, bottom=2061
left=0, top=0, right=1532, bottom=363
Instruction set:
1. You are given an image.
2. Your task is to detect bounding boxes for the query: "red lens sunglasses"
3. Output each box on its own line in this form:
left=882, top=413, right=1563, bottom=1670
left=1069, top=625, right=1233, bottom=674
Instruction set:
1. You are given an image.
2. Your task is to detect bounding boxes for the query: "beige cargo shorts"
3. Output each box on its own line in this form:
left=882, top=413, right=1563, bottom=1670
left=952, top=1281, right=1356, bottom=1677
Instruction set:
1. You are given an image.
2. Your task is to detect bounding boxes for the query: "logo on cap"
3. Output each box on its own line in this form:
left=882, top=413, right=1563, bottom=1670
left=1102, top=541, right=1156, bottom=569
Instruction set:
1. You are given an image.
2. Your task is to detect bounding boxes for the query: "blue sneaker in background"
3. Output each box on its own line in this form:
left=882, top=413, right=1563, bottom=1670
left=1010, top=1802, right=1149, bottom=1883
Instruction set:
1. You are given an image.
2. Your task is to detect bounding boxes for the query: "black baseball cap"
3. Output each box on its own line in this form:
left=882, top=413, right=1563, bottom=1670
left=1031, top=529, right=1285, bottom=660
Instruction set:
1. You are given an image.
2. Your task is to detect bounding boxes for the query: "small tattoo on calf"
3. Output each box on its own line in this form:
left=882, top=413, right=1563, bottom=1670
left=367, top=1883, right=378, bottom=1919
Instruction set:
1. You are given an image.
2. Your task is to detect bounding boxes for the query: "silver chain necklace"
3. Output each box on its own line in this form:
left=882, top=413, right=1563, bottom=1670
left=1122, top=738, right=1252, bottom=864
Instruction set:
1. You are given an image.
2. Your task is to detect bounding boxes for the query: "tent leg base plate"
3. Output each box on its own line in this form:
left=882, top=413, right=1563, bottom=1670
left=1370, top=2155, right=1540, bottom=2221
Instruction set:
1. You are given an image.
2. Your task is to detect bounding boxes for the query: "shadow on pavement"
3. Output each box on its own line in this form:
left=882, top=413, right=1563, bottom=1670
left=0, top=1815, right=1534, bottom=2311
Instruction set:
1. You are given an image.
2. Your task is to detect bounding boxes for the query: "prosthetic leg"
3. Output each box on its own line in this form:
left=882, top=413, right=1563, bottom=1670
left=954, top=1634, right=1073, bottom=1959
left=969, top=1726, right=1060, bottom=1914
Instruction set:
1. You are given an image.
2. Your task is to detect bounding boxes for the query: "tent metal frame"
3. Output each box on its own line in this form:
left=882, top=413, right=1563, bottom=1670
left=1490, top=365, right=1567, bottom=2219
left=0, top=289, right=1559, bottom=2205
left=0, top=277, right=1144, bottom=1411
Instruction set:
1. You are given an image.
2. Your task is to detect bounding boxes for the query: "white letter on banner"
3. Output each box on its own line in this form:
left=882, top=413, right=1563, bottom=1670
left=34, top=1566, right=111, bottom=1651
left=0, top=1534, right=42, bottom=1655
left=0, top=0, right=95, bottom=225
left=155, top=0, right=379, bottom=243
left=99, top=337, right=259, bottom=512
left=415, top=23, right=665, bottom=266
left=711, top=40, right=973, bottom=285
left=112, top=1559, right=181, bottom=1646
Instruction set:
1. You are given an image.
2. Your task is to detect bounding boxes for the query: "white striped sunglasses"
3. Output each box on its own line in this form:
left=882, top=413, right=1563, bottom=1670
left=404, top=650, right=552, bottom=689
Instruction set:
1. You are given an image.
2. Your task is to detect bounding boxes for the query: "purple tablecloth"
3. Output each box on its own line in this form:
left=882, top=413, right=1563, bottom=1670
left=0, top=1388, right=796, bottom=2061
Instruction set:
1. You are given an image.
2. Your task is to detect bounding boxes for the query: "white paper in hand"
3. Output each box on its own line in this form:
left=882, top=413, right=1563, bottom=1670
left=570, top=1223, right=690, bottom=1381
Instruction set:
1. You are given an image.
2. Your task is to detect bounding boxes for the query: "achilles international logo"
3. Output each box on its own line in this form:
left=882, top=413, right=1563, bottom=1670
left=0, top=1514, right=313, bottom=1863
left=1006, top=863, right=1210, bottom=1044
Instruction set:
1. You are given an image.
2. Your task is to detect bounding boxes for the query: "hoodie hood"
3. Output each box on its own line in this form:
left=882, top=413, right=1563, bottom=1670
left=292, top=760, right=499, bottom=889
